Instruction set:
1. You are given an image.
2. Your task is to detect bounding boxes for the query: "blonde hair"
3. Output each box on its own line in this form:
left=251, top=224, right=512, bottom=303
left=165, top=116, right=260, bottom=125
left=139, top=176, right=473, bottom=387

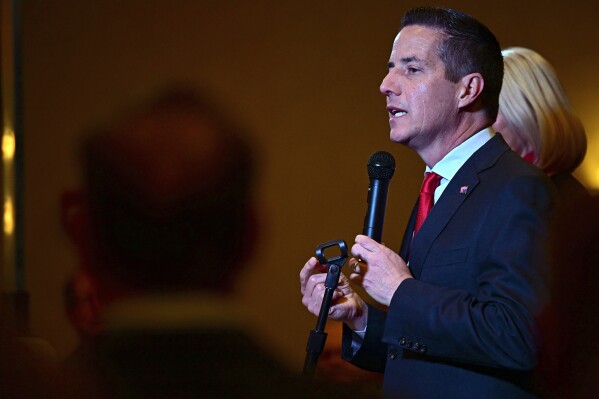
left=499, top=47, right=586, bottom=174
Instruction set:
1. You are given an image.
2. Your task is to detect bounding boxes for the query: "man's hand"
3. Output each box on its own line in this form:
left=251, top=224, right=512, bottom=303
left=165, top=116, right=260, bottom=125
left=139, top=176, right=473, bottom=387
left=350, top=235, right=413, bottom=306
left=300, top=257, right=368, bottom=331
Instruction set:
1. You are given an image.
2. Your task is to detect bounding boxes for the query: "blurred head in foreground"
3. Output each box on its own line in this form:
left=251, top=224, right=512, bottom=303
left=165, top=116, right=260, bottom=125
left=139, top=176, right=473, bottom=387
left=78, top=88, right=256, bottom=300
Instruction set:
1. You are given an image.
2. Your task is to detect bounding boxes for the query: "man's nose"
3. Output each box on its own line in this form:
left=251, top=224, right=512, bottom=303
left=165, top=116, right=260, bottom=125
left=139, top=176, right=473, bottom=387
left=379, top=72, right=399, bottom=96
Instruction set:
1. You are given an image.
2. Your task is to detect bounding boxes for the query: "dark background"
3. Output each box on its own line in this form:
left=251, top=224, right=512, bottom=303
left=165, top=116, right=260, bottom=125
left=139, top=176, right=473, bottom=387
left=18, top=0, right=598, bottom=368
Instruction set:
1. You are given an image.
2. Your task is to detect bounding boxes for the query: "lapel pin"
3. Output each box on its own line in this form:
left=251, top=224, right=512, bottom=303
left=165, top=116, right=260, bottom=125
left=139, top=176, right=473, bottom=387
left=459, top=186, right=468, bottom=194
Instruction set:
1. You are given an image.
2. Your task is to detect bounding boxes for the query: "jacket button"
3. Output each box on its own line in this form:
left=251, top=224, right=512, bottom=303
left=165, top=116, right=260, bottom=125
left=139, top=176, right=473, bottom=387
left=389, top=348, right=398, bottom=360
left=406, top=340, right=413, bottom=349
left=413, top=343, right=420, bottom=351
left=419, top=344, right=427, bottom=353
left=399, top=338, right=406, bottom=346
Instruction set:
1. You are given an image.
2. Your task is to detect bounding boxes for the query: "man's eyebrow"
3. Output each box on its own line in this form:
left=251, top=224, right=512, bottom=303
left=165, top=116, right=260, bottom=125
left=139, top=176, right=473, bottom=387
left=387, top=56, right=424, bottom=69
left=400, top=56, right=422, bottom=64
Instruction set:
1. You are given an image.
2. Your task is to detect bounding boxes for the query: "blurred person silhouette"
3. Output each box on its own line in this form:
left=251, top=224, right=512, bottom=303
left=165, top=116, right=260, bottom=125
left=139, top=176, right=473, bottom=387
left=66, top=88, right=346, bottom=398
left=492, top=47, right=596, bottom=397
left=1, top=302, right=85, bottom=398
left=535, top=193, right=599, bottom=398
left=493, top=47, right=588, bottom=199
left=0, top=324, right=68, bottom=398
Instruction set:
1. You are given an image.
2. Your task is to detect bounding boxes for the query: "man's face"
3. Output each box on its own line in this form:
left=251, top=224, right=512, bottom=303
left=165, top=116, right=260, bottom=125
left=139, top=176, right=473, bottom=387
left=380, top=25, right=459, bottom=152
left=68, top=273, right=102, bottom=337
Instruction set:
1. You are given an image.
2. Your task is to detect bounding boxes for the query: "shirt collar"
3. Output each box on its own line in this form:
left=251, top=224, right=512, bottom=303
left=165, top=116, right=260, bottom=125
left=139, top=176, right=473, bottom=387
left=426, top=127, right=495, bottom=181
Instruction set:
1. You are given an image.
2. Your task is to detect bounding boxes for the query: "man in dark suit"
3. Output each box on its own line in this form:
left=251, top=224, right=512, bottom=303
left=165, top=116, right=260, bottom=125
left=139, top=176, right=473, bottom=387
left=300, top=7, right=554, bottom=399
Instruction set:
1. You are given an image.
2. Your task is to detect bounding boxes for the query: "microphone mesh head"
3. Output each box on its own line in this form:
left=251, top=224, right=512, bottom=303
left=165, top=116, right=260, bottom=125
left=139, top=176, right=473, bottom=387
left=367, top=151, right=396, bottom=180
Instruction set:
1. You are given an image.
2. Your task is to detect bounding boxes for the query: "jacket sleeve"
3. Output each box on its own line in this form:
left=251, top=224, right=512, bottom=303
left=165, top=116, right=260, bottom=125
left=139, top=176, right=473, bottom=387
left=341, top=304, right=387, bottom=372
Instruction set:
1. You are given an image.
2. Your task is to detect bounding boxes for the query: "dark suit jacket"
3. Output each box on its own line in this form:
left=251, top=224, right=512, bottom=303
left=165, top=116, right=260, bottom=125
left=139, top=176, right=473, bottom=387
left=82, top=327, right=356, bottom=399
left=550, top=172, right=589, bottom=203
left=342, top=135, right=555, bottom=398
left=66, top=295, right=358, bottom=399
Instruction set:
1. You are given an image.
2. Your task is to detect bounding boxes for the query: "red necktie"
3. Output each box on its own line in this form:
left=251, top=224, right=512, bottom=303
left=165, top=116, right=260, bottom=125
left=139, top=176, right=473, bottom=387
left=414, top=172, right=442, bottom=236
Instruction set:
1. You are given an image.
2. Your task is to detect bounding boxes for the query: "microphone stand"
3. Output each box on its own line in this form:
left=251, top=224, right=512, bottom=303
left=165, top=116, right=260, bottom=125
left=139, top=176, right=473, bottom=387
left=302, top=240, right=348, bottom=377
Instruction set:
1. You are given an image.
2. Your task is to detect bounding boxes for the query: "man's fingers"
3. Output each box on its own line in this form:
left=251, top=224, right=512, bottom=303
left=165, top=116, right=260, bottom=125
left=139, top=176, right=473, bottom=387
left=355, top=234, right=380, bottom=251
left=299, top=257, right=322, bottom=292
left=349, top=272, right=364, bottom=284
left=351, top=243, right=370, bottom=264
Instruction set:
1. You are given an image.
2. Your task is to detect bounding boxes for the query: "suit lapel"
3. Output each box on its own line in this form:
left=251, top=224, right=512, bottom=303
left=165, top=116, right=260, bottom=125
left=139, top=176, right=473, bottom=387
left=399, top=199, right=418, bottom=260
left=406, top=135, right=510, bottom=279
left=408, top=170, right=479, bottom=278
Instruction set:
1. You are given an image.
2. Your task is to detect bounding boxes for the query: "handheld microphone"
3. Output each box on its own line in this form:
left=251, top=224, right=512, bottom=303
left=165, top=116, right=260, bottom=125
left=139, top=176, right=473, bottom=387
left=362, top=151, right=395, bottom=243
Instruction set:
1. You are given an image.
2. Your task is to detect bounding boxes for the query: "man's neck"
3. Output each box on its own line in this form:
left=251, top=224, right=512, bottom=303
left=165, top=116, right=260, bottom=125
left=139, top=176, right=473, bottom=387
left=417, top=117, right=490, bottom=168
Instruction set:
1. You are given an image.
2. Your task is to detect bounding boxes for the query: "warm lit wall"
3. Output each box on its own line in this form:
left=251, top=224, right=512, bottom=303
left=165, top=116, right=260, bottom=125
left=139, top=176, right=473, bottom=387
left=20, top=0, right=598, bottom=368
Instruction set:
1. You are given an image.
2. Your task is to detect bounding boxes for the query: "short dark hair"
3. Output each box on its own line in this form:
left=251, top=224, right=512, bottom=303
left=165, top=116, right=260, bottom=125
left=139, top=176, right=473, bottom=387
left=83, top=89, right=255, bottom=292
left=401, top=7, right=503, bottom=121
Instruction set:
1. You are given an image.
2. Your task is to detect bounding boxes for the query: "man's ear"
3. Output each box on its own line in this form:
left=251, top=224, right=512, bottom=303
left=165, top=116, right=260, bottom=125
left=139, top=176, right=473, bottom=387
left=457, top=73, right=484, bottom=109
left=60, top=189, right=88, bottom=247
left=60, top=188, right=98, bottom=271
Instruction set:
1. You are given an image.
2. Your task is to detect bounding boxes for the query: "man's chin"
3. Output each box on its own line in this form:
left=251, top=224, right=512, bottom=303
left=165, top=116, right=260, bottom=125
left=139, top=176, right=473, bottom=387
left=389, top=131, right=410, bottom=145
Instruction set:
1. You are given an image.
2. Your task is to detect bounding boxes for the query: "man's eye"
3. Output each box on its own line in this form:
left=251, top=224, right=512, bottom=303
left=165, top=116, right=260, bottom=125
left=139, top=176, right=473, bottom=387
left=407, top=67, right=420, bottom=74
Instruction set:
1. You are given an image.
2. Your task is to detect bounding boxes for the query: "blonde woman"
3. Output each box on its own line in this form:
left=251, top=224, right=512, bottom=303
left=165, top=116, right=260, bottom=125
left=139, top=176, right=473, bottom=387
left=493, top=47, right=588, bottom=198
